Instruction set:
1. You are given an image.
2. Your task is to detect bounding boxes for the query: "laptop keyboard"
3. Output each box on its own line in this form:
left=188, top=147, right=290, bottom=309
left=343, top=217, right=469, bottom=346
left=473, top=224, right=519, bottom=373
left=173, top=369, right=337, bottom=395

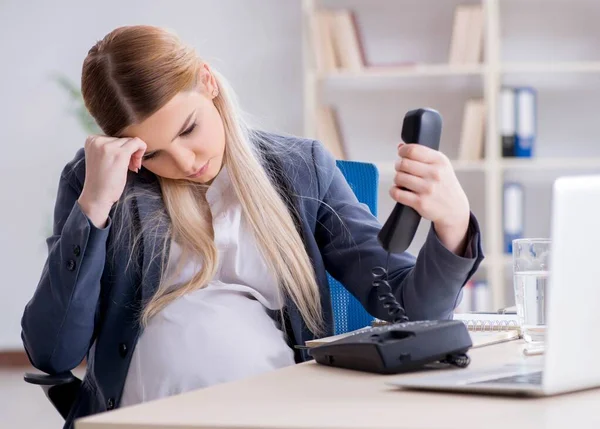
left=472, top=371, right=543, bottom=385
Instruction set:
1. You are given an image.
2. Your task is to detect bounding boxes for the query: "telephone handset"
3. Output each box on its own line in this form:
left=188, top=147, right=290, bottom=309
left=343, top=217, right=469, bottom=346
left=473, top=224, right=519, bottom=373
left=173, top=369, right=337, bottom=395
left=309, top=108, right=472, bottom=374
left=377, top=108, right=442, bottom=254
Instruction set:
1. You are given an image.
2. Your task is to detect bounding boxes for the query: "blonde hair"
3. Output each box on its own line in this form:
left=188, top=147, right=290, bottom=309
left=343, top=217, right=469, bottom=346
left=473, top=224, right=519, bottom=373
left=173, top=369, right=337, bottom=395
left=81, top=25, right=323, bottom=334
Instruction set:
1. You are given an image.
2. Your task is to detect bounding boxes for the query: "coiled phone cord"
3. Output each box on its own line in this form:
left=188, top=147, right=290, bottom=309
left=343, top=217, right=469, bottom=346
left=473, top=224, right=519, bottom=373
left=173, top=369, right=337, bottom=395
left=372, top=251, right=471, bottom=369
left=372, top=253, right=408, bottom=324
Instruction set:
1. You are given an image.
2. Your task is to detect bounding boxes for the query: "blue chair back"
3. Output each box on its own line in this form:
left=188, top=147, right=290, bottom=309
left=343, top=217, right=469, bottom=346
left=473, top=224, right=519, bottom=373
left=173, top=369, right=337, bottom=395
left=328, top=160, right=378, bottom=335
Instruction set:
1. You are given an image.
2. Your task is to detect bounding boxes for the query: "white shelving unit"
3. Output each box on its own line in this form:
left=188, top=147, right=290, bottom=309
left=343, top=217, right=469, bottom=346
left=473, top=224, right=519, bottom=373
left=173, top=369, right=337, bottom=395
left=502, top=61, right=600, bottom=74
left=302, top=0, right=600, bottom=310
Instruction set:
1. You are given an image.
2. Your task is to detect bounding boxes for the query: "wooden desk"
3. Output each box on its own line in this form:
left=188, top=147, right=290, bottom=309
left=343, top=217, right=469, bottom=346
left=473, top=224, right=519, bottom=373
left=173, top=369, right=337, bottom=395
left=77, top=341, right=600, bottom=429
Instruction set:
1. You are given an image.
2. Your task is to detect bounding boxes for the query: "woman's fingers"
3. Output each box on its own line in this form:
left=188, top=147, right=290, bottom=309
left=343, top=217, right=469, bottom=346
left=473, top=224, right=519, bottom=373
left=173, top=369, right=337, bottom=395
left=120, top=138, right=147, bottom=172
left=398, top=142, right=446, bottom=165
left=393, top=171, right=432, bottom=194
left=395, top=157, right=436, bottom=179
left=389, top=185, right=420, bottom=209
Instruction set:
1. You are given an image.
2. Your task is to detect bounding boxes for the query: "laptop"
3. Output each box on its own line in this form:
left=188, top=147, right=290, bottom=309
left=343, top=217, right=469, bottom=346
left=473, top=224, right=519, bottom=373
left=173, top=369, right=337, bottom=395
left=388, top=174, right=600, bottom=396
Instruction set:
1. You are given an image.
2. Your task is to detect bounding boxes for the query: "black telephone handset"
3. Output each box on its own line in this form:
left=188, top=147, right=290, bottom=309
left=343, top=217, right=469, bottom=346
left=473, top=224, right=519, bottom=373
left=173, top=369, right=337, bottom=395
left=377, top=108, right=442, bottom=253
left=309, top=108, right=472, bottom=375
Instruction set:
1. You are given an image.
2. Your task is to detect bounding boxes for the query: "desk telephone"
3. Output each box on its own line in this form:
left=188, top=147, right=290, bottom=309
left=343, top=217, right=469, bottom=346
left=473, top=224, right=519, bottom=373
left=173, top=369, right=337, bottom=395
left=310, top=108, right=473, bottom=374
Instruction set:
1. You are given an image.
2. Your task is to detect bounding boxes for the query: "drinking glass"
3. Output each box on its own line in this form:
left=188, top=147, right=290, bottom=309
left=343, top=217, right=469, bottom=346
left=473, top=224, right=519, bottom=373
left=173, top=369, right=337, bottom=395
left=512, top=238, right=551, bottom=343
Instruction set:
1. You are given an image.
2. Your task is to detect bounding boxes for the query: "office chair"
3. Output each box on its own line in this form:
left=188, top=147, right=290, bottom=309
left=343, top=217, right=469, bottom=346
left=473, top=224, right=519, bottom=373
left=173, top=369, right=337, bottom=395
left=329, top=160, right=378, bottom=335
left=23, top=159, right=380, bottom=419
left=24, top=369, right=80, bottom=420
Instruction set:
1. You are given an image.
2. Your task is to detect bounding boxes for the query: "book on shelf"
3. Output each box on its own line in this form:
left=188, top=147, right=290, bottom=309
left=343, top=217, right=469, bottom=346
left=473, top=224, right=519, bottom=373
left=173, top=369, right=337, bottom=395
left=316, top=105, right=346, bottom=159
left=309, top=8, right=430, bottom=72
left=448, top=4, right=484, bottom=65
left=308, top=9, right=338, bottom=74
left=458, top=98, right=486, bottom=161
left=309, top=8, right=365, bottom=73
left=310, top=4, right=491, bottom=73
left=330, top=9, right=365, bottom=71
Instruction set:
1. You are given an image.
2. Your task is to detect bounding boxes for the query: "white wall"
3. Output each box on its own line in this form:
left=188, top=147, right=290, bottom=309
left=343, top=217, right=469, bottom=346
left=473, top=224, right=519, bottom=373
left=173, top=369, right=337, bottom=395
left=0, top=0, right=303, bottom=350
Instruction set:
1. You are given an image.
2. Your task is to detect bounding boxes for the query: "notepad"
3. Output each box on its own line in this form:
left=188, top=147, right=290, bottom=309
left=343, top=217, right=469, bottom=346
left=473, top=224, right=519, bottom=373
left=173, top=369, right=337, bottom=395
left=303, top=326, right=519, bottom=349
left=374, top=313, right=521, bottom=331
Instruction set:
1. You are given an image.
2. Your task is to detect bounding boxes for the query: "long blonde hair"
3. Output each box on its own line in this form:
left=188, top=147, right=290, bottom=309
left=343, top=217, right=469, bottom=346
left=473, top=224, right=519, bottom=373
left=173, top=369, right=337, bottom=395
left=81, top=25, right=323, bottom=334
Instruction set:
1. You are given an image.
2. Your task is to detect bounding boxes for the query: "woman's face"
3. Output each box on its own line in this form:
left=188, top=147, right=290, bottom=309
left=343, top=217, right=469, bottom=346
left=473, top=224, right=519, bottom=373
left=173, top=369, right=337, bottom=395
left=122, top=64, right=226, bottom=184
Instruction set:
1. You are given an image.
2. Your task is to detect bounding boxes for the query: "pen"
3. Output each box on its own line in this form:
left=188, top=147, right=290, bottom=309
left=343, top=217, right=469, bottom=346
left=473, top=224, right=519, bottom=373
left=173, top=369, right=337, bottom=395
left=523, top=345, right=545, bottom=356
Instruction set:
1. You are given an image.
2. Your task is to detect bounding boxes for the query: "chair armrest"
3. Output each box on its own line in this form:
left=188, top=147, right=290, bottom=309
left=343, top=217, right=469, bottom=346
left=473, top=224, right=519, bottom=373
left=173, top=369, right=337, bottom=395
left=24, top=371, right=76, bottom=386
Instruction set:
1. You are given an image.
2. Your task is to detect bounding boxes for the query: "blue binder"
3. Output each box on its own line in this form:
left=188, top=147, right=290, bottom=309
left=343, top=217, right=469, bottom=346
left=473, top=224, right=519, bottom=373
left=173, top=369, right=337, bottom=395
left=514, top=87, right=537, bottom=158
left=503, top=181, right=524, bottom=253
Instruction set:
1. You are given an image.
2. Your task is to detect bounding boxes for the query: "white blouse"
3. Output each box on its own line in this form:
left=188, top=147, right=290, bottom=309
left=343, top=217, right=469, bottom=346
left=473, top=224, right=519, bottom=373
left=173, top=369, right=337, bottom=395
left=120, top=166, right=296, bottom=407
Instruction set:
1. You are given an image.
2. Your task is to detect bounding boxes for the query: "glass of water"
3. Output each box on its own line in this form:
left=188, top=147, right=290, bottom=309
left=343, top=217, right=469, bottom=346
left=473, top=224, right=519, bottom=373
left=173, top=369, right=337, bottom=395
left=512, top=238, right=551, bottom=343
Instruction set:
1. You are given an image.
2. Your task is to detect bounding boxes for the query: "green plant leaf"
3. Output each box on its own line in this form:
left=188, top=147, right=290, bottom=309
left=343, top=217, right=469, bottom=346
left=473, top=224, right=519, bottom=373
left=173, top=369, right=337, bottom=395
left=50, top=71, right=100, bottom=134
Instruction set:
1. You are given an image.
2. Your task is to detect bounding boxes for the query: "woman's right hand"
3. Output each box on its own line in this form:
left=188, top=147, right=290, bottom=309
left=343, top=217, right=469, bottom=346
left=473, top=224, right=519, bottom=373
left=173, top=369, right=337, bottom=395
left=78, top=136, right=147, bottom=228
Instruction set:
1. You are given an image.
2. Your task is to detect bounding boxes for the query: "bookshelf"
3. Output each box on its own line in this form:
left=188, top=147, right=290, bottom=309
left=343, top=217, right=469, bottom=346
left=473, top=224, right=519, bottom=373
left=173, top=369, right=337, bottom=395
left=302, top=0, right=600, bottom=311
left=326, top=64, right=485, bottom=79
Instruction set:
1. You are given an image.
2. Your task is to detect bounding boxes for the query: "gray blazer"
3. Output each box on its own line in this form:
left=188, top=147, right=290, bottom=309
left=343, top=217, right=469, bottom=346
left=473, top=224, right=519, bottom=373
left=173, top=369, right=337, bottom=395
left=21, top=131, right=483, bottom=428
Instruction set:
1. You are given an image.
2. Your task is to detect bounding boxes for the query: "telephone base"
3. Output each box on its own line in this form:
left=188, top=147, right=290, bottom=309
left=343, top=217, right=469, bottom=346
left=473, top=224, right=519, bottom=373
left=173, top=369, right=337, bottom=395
left=309, top=320, right=472, bottom=374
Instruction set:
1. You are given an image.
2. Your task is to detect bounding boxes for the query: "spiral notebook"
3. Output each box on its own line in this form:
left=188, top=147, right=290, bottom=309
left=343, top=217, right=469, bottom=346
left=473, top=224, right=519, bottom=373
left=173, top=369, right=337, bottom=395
left=371, top=309, right=520, bottom=333
left=453, top=312, right=520, bottom=332
left=303, top=324, right=519, bottom=349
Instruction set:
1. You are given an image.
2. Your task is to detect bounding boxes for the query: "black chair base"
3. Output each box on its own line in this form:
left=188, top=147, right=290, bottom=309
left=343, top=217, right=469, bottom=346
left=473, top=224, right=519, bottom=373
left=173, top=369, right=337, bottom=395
left=24, top=372, right=82, bottom=420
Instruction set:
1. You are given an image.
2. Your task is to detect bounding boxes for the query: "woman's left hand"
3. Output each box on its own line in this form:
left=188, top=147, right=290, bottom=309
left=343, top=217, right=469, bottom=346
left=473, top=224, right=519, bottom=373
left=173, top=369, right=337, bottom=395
left=389, top=143, right=471, bottom=255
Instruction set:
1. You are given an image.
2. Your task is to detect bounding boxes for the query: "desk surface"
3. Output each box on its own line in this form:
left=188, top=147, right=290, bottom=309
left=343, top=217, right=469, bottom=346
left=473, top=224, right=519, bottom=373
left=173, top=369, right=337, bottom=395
left=77, top=340, right=600, bottom=429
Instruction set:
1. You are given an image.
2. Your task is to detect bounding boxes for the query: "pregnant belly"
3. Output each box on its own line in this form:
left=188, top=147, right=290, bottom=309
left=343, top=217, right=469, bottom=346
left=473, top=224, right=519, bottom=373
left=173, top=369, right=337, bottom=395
left=120, top=285, right=295, bottom=406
